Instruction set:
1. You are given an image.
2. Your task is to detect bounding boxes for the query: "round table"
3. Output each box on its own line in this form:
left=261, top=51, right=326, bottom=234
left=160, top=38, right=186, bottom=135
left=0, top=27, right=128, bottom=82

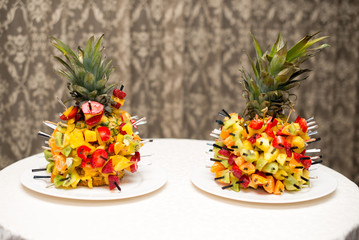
left=0, top=139, right=359, bottom=240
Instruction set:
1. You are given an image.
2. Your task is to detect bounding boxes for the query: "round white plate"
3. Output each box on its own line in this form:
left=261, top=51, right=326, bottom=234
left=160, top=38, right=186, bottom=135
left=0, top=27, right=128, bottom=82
left=21, top=164, right=167, bottom=200
left=191, top=165, right=337, bottom=203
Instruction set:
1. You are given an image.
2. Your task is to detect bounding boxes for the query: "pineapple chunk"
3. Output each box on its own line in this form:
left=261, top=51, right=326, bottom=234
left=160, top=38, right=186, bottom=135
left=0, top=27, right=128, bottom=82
left=69, top=129, right=85, bottom=149
left=264, top=146, right=279, bottom=162
left=274, top=169, right=288, bottom=180
left=276, top=153, right=287, bottom=166
left=84, top=130, right=97, bottom=142
left=255, top=137, right=270, bottom=152
left=291, top=136, right=306, bottom=153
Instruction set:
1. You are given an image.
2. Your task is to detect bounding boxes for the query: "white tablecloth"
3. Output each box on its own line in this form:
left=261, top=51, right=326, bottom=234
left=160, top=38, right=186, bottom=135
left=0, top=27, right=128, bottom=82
left=0, top=139, right=359, bottom=240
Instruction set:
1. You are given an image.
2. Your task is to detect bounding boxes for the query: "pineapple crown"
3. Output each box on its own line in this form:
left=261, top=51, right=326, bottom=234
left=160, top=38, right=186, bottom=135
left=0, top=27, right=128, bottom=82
left=241, top=32, right=329, bottom=119
left=51, top=35, right=117, bottom=111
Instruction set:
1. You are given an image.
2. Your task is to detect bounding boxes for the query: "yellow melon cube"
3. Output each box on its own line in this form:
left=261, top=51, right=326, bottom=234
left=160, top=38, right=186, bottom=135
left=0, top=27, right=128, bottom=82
left=69, top=129, right=85, bottom=149
left=264, top=146, right=279, bottom=162
left=84, top=130, right=97, bottom=142
left=276, top=153, right=287, bottom=166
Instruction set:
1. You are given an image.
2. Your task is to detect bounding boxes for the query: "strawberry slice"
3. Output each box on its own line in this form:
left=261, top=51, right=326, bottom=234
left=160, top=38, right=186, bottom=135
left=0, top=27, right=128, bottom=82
left=108, top=143, right=115, bottom=154
left=91, top=149, right=108, bottom=168
left=218, top=149, right=231, bottom=157
left=108, top=175, right=120, bottom=190
left=96, top=126, right=111, bottom=142
left=134, top=152, right=141, bottom=162
left=85, top=114, right=103, bottom=126
left=77, top=145, right=91, bottom=160
left=60, top=106, right=79, bottom=120
left=101, top=159, right=114, bottom=173
left=113, top=89, right=127, bottom=99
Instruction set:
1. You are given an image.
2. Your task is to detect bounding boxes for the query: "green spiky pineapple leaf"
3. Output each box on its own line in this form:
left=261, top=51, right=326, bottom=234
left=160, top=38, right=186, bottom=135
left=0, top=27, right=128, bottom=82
left=52, top=34, right=116, bottom=108
left=241, top=32, right=329, bottom=119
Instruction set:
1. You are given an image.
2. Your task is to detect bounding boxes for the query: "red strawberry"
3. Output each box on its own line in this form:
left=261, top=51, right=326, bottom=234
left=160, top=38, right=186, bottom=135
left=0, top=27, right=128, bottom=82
left=108, top=143, right=115, bottom=154
left=232, top=165, right=242, bottom=179
left=101, top=159, right=114, bottom=173
left=108, top=175, right=120, bottom=190
left=96, top=126, right=111, bottom=142
left=91, top=149, right=108, bottom=168
left=119, top=122, right=127, bottom=135
left=77, top=145, right=91, bottom=160
left=218, top=149, right=231, bottom=157
left=112, top=102, right=122, bottom=109
left=113, top=89, right=127, bottom=99
left=130, top=163, right=138, bottom=173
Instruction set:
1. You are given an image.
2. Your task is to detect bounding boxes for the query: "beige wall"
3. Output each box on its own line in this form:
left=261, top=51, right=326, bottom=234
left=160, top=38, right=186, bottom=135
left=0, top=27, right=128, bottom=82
left=0, top=0, right=358, bottom=185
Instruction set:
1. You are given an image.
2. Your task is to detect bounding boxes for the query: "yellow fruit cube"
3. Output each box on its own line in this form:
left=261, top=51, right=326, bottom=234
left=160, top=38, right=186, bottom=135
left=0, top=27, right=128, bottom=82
left=69, top=129, right=85, bottom=149
left=63, top=106, right=74, bottom=117
left=276, top=153, right=287, bottom=166
left=291, top=136, right=306, bottom=153
left=84, top=130, right=97, bottom=142
left=113, top=156, right=133, bottom=171
left=122, top=123, right=133, bottom=135
left=242, top=140, right=253, bottom=150
left=264, top=146, right=279, bottom=162
left=114, top=142, right=124, bottom=155
left=255, top=137, right=270, bottom=152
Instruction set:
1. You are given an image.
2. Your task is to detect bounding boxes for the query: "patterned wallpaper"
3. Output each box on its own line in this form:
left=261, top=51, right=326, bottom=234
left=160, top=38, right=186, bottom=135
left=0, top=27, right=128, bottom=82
left=0, top=0, right=358, bottom=185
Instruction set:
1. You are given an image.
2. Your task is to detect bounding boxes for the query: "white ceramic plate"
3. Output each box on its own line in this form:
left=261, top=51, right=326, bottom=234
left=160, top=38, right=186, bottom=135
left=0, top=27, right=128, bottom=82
left=21, top=164, right=167, bottom=200
left=191, top=165, right=337, bottom=203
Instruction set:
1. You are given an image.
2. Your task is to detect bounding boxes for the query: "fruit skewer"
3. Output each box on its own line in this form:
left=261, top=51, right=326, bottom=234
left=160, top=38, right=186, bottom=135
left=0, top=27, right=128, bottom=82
left=209, top=32, right=328, bottom=194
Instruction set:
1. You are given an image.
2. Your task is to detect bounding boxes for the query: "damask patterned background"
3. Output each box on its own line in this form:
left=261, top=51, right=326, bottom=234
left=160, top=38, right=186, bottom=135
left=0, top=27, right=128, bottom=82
left=0, top=0, right=358, bottom=185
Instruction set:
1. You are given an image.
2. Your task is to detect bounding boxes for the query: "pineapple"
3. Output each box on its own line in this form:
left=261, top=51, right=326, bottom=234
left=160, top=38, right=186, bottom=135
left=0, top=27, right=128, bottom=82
left=41, top=35, right=144, bottom=190
left=210, top=33, right=328, bottom=194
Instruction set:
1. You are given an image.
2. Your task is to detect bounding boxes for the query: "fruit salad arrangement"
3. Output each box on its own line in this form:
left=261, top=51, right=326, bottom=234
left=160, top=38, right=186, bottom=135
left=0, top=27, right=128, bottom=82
left=210, top=33, right=328, bottom=194
left=38, top=35, right=145, bottom=191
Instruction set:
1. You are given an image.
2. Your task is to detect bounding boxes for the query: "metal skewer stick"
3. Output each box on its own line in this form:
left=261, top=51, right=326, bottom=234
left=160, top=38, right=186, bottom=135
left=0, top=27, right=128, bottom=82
left=56, top=96, right=67, bottom=110
left=308, top=130, right=318, bottom=136
left=306, top=116, right=314, bottom=122
left=307, top=121, right=317, bottom=126
left=308, top=125, right=318, bottom=131
left=38, top=131, right=51, bottom=139
left=306, top=148, right=321, bottom=153
left=210, top=133, right=220, bottom=138
left=218, top=112, right=226, bottom=118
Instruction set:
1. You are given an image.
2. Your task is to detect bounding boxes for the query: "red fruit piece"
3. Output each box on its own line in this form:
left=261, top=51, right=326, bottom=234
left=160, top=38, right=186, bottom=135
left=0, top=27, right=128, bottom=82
left=248, top=134, right=261, bottom=144
left=119, top=123, right=127, bottom=135
left=81, top=159, right=92, bottom=168
left=239, top=175, right=250, bottom=188
left=101, top=159, right=114, bottom=173
left=232, top=165, right=242, bottom=179
left=108, top=143, right=115, bottom=154
left=112, top=102, right=122, bottom=109
left=77, top=145, right=91, bottom=160
left=60, top=106, right=79, bottom=120
left=113, top=89, right=127, bottom=99
left=301, top=159, right=312, bottom=169
left=249, top=119, right=263, bottom=130
left=97, top=126, right=111, bottom=142
left=82, top=101, right=104, bottom=116
left=135, top=152, right=141, bottom=162
left=218, top=149, right=231, bottom=157
left=228, top=154, right=236, bottom=165
left=272, top=136, right=287, bottom=149
left=108, top=175, right=120, bottom=190
left=130, top=163, right=138, bottom=173
left=91, top=149, right=108, bottom=168
left=85, top=114, right=103, bottom=126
